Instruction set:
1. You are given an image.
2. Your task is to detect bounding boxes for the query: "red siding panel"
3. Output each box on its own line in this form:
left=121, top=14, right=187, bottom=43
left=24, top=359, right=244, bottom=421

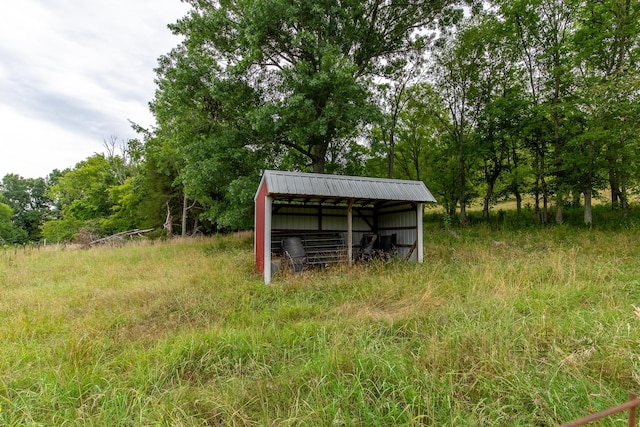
left=255, top=179, right=269, bottom=274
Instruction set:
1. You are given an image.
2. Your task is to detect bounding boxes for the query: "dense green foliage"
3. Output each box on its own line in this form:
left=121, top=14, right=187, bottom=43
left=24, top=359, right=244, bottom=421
left=2, top=0, right=639, bottom=241
left=1, top=229, right=639, bottom=424
left=0, top=173, right=57, bottom=244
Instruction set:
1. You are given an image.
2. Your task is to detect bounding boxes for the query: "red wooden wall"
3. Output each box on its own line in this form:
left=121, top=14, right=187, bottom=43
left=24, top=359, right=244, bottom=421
left=254, top=179, right=269, bottom=274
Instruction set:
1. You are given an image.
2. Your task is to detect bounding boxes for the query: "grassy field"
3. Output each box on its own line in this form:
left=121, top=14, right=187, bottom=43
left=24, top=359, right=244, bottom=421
left=1, top=226, right=640, bottom=426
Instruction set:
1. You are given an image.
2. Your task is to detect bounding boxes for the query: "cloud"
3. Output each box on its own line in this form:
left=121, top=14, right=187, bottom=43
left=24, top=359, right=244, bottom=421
left=0, top=105, right=100, bottom=177
left=0, top=0, right=189, bottom=178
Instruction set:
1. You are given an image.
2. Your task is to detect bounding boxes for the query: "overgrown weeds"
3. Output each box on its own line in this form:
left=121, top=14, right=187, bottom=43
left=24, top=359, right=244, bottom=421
left=1, top=229, right=639, bottom=425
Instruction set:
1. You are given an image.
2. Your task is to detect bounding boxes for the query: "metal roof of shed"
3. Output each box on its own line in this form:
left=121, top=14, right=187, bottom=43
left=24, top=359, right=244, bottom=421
left=257, top=170, right=437, bottom=204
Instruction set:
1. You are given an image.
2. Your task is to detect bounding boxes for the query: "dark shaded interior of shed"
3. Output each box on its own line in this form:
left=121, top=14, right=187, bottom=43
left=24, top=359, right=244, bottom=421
left=269, top=198, right=420, bottom=269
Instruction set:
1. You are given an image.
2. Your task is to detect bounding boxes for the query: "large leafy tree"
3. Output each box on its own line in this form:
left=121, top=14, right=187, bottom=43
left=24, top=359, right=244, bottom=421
left=47, top=156, right=114, bottom=222
left=393, top=83, right=461, bottom=214
left=468, top=14, right=529, bottom=220
left=169, top=0, right=457, bottom=173
left=393, top=84, right=444, bottom=183
left=150, top=45, right=264, bottom=231
left=149, top=0, right=461, bottom=230
left=0, top=174, right=53, bottom=242
left=571, top=0, right=640, bottom=223
left=43, top=153, right=149, bottom=242
left=431, top=19, right=489, bottom=225
left=493, top=0, right=581, bottom=224
left=0, top=199, right=20, bottom=244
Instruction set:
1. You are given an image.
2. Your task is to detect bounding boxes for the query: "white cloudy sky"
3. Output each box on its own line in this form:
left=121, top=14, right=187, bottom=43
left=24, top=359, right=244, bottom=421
left=0, top=0, right=191, bottom=179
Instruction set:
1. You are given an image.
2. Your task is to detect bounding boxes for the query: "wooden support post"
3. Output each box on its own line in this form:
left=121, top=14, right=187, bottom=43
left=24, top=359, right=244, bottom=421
left=347, top=199, right=354, bottom=266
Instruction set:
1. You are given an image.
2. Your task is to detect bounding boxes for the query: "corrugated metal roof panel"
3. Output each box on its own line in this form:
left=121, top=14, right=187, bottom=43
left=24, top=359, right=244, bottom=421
left=260, top=170, right=437, bottom=203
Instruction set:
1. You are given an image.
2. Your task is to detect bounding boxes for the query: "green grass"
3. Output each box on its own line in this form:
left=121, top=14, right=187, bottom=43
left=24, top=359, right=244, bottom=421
left=1, top=229, right=640, bottom=425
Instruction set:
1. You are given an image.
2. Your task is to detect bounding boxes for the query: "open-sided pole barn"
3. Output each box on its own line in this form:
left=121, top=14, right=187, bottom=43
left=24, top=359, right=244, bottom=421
left=254, top=170, right=437, bottom=284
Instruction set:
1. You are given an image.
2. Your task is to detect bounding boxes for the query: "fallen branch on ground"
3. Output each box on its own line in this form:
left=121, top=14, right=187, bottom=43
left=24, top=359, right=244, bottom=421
left=89, top=228, right=154, bottom=246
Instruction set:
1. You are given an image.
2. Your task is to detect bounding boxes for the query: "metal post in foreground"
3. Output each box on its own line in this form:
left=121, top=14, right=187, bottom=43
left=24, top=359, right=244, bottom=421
left=559, top=394, right=640, bottom=427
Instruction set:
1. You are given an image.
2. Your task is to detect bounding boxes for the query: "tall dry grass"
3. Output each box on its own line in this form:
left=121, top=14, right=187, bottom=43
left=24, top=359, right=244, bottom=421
left=1, top=229, right=639, bottom=425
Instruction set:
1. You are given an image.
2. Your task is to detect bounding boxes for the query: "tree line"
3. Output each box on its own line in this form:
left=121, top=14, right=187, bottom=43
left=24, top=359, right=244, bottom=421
left=1, top=0, right=639, bottom=244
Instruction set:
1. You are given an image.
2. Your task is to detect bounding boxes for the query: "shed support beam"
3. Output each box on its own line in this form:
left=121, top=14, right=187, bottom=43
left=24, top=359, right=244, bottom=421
left=417, top=203, right=424, bottom=263
left=347, top=199, right=354, bottom=266
left=264, top=196, right=273, bottom=284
